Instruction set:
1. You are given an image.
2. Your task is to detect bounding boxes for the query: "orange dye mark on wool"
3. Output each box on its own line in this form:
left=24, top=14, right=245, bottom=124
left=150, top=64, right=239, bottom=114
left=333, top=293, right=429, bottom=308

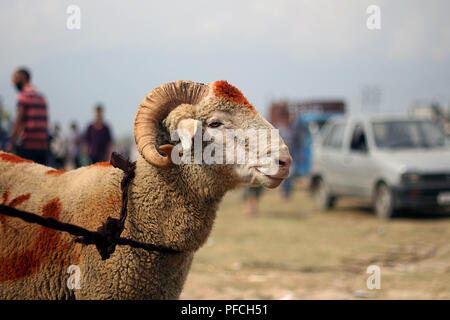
left=0, top=198, right=74, bottom=282
left=46, top=169, right=67, bottom=177
left=0, top=153, right=33, bottom=164
left=212, top=80, right=256, bottom=113
left=89, top=162, right=112, bottom=168
left=0, top=190, right=31, bottom=233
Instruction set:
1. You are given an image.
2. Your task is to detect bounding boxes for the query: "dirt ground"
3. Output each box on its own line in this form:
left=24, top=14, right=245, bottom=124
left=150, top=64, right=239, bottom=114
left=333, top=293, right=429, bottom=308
left=180, top=179, right=450, bottom=300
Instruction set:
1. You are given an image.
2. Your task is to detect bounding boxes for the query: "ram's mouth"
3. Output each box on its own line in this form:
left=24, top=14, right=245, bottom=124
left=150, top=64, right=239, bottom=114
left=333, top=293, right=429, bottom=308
left=254, top=166, right=289, bottom=180
left=234, top=156, right=291, bottom=189
left=250, top=167, right=287, bottom=188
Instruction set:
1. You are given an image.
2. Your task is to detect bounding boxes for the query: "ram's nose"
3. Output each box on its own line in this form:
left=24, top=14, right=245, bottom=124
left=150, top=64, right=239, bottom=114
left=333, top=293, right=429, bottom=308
left=266, top=155, right=291, bottom=179
left=277, top=156, right=292, bottom=169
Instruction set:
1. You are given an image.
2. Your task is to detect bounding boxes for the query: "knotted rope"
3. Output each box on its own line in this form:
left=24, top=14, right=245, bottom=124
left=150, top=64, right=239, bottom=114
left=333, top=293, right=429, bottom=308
left=0, top=152, right=180, bottom=260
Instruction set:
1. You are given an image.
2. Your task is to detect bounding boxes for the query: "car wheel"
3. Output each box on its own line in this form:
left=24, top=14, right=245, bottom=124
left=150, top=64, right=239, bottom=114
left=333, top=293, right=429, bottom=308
left=374, top=183, right=394, bottom=220
left=314, top=178, right=335, bottom=210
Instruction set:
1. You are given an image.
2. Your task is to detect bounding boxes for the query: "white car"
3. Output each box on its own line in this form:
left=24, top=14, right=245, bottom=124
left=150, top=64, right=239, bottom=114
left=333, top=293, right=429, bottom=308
left=310, top=115, right=450, bottom=219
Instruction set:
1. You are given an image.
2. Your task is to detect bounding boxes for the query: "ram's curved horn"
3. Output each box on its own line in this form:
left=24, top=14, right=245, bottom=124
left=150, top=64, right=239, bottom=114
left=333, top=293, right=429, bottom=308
left=134, top=81, right=209, bottom=168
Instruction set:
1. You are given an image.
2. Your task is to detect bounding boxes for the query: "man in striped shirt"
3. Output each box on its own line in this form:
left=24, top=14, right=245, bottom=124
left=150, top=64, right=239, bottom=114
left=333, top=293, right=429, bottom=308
left=6, top=68, right=49, bottom=165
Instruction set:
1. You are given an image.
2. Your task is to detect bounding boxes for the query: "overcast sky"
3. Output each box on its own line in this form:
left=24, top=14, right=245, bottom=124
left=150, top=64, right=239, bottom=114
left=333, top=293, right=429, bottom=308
left=1, top=0, right=449, bottom=138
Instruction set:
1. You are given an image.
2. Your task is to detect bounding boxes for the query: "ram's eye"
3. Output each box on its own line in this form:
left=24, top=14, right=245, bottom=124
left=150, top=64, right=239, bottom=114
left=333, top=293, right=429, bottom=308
left=208, top=121, right=223, bottom=128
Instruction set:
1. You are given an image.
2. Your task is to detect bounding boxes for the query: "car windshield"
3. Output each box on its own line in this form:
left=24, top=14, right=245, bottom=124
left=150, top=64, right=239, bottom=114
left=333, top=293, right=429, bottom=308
left=372, top=120, right=449, bottom=149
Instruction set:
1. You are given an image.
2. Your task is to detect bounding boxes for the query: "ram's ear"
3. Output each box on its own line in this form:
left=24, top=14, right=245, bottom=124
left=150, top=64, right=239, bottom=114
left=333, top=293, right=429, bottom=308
left=177, top=119, right=201, bottom=150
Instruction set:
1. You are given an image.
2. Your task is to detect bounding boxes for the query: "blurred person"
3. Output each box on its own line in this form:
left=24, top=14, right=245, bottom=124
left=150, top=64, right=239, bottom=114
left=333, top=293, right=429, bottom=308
left=0, top=124, right=6, bottom=150
left=49, top=123, right=67, bottom=169
left=6, top=68, right=48, bottom=165
left=242, top=186, right=263, bottom=217
left=0, top=127, right=7, bottom=151
left=68, top=121, right=82, bottom=168
left=0, top=97, right=8, bottom=150
left=83, top=104, right=113, bottom=164
left=0, top=110, right=12, bottom=151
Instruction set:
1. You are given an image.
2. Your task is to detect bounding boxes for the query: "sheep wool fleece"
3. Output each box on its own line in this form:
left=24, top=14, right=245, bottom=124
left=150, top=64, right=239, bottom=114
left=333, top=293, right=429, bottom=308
left=0, top=152, right=233, bottom=299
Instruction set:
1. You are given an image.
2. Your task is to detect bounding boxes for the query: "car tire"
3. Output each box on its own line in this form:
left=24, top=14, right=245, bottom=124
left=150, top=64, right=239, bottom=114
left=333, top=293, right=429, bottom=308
left=314, top=178, right=336, bottom=210
left=374, top=183, right=395, bottom=220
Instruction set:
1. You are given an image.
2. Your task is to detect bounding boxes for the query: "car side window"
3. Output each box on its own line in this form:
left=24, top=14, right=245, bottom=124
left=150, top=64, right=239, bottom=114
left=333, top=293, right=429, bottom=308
left=350, top=123, right=368, bottom=152
left=323, top=123, right=345, bottom=149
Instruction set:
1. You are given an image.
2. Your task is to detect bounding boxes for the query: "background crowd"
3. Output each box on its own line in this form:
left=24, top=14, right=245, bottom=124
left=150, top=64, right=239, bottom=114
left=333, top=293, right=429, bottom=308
left=0, top=67, right=114, bottom=170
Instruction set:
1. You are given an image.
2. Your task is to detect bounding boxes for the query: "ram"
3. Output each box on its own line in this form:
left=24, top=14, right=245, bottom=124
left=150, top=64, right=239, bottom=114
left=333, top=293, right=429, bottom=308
left=0, top=80, right=291, bottom=299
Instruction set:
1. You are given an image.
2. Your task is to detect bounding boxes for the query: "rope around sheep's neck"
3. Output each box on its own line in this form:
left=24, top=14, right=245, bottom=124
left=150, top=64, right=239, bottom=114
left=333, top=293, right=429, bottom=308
left=0, top=152, right=180, bottom=260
